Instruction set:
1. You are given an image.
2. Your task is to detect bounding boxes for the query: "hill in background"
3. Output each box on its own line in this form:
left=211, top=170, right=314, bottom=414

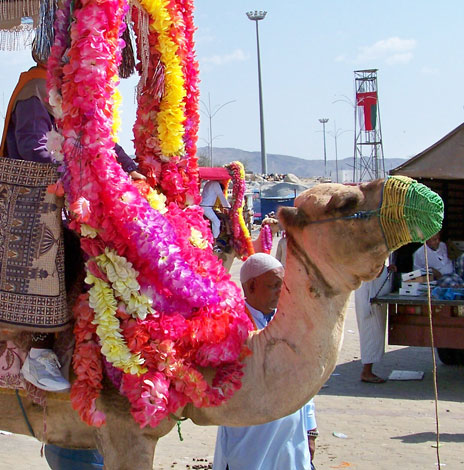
left=198, top=146, right=407, bottom=179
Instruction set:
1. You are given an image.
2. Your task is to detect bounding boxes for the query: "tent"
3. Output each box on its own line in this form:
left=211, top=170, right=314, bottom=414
left=390, top=122, right=464, bottom=180
left=390, top=122, right=464, bottom=245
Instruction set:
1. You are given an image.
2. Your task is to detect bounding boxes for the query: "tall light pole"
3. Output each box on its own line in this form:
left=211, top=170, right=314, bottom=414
left=200, top=93, right=236, bottom=166
left=318, top=118, right=329, bottom=177
left=246, top=10, right=267, bottom=175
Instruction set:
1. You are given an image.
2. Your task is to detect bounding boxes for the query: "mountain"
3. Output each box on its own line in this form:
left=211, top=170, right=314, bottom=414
left=197, top=146, right=407, bottom=179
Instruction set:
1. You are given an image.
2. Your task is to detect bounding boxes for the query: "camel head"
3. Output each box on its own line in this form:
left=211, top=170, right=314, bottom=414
left=279, top=177, right=443, bottom=293
left=261, top=217, right=281, bottom=235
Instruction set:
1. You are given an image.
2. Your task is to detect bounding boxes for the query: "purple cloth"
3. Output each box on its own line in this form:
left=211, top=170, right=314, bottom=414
left=6, top=96, right=138, bottom=173
left=114, top=143, right=138, bottom=173
left=7, top=96, right=55, bottom=163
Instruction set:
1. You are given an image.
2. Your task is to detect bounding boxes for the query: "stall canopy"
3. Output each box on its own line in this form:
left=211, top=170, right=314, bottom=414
left=390, top=122, right=464, bottom=180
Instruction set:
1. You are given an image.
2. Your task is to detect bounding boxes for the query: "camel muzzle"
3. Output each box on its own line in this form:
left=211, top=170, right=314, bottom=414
left=379, top=175, right=444, bottom=251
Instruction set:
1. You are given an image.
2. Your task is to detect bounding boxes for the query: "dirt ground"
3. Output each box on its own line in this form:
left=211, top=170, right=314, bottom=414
left=1, top=249, right=464, bottom=470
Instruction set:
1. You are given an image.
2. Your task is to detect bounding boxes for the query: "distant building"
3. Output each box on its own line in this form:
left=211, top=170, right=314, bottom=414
left=340, top=170, right=353, bottom=183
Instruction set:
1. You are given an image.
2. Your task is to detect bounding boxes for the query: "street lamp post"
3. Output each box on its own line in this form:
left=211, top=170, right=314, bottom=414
left=318, top=118, right=329, bottom=177
left=327, top=122, right=352, bottom=183
left=246, top=10, right=267, bottom=175
left=200, top=93, right=236, bottom=166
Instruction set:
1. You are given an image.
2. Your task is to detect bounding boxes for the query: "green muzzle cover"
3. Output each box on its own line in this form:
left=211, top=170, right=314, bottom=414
left=379, top=175, right=444, bottom=251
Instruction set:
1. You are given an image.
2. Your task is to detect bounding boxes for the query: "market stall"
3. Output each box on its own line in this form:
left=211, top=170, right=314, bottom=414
left=375, top=122, right=464, bottom=364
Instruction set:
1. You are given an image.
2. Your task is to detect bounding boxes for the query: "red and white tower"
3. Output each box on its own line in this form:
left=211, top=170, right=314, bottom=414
left=353, top=69, right=385, bottom=182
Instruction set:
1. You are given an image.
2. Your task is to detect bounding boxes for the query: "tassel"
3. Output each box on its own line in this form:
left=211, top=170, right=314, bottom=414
left=32, top=0, right=58, bottom=63
left=118, top=19, right=135, bottom=79
left=135, top=7, right=151, bottom=99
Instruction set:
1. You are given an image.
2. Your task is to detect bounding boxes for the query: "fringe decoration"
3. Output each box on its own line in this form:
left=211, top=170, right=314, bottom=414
left=0, top=0, right=40, bottom=22
left=0, top=22, right=34, bottom=51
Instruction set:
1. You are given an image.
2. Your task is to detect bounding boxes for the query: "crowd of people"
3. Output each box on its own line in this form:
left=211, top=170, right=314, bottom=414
left=258, top=173, right=287, bottom=182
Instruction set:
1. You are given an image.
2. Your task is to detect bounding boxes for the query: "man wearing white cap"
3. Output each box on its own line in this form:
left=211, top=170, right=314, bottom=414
left=213, top=253, right=318, bottom=470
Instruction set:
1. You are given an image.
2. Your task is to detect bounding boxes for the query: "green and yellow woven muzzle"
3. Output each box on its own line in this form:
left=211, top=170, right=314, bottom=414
left=379, top=175, right=444, bottom=251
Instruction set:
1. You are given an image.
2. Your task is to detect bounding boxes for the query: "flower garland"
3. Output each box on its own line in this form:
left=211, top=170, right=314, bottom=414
left=261, top=223, right=273, bottom=254
left=136, top=0, right=186, bottom=158
left=131, top=0, right=200, bottom=207
left=70, top=294, right=105, bottom=427
left=48, top=0, right=254, bottom=428
left=225, top=161, right=255, bottom=259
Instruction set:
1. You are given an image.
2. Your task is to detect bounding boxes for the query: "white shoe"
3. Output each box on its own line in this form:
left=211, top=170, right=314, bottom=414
left=21, top=349, right=70, bottom=392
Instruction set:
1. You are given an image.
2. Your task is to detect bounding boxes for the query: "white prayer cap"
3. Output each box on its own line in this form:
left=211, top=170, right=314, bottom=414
left=240, top=253, right=283, bottom=284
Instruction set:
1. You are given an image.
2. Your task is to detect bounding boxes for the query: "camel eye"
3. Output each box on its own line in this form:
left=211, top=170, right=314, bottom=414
left=326, top=194, right=359, bottom=216
left=338, top=195, right=359, bottom=215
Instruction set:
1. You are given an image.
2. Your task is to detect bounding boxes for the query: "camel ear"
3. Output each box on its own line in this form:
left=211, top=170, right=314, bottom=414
left=325, top=192, right=359, bottom=216
left=278, top=206, right=310, bottom=229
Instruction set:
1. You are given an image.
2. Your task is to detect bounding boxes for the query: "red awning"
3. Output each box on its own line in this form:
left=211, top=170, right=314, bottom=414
left=198, top=167, right=230, bottom=181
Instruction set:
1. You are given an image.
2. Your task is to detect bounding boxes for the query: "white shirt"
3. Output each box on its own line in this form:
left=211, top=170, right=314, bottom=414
left=413, top=242, right=454, bottom=275
left=200, top=181, right=230, bottom=208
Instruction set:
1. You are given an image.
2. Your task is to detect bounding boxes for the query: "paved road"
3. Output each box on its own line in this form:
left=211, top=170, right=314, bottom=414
left=1, top=254, right=463, bottom=469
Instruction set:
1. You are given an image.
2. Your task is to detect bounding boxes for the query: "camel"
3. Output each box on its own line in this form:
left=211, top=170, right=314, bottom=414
left=0, top=179, right=442, bottom=469
left=215, top=217, right=281, bottom=271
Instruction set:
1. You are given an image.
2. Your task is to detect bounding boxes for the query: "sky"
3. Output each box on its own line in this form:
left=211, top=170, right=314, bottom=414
left=1, top=0, right=463, bottom=163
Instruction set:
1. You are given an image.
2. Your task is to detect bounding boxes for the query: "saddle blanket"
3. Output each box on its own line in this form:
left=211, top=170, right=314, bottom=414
left=0, top=158, right=70, bottom=331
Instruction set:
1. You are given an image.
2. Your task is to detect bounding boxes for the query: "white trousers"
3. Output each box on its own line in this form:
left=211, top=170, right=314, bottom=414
left=354, top=267, right=390, bottom=364
left=202, top=206, right=221, bottom=238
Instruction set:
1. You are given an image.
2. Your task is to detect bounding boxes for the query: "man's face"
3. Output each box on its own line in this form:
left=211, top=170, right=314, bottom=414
left=426, top=233, right=441, bottom=251
left=245, top=268, right=285, bottom=315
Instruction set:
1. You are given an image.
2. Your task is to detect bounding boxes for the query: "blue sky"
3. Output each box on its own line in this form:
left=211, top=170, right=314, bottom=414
left=1, top=0, right=463, bottom=163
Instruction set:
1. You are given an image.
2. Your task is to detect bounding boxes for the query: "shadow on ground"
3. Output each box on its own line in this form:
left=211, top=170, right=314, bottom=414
left=391, top=431, right=464, bottom=444
left=318, top=345, right=464, bottom=402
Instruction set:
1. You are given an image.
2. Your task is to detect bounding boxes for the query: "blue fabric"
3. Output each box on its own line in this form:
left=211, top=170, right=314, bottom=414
left=44, top=445, right=103, bottom=470
left=432, top=287, right=464, bottom=300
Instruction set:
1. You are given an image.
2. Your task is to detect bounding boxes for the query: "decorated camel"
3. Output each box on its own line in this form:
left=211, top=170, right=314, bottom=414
left=0, top=177, right=444, bottom=469
left=215, top=216, right=281, bottom=271
left=0, top=0, right=444, bottom=469
left=198, top=164, right=281, bottom=270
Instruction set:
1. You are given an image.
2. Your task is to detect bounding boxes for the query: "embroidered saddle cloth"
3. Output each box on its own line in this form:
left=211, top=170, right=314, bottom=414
left=0, top=158, right=69, bottom=331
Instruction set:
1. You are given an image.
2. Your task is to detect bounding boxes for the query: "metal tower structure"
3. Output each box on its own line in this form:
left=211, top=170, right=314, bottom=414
left=353, top=69, right=385, bottom=182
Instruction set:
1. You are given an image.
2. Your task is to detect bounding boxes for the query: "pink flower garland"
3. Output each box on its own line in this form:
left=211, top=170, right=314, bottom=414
left=70, top=294, right=105, bottom=427
left=48, top=0, right=254, bottom=428
left=261, top=224, right=273, bottom=254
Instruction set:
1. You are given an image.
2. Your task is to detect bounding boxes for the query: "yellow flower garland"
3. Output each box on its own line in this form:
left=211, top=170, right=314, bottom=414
left=95, top=248, right=154, bottom=320
left=137, top=0, right=186, bottom=156
left=87, top=273, right=147, bottom=375
left=236, top=162, right=253, bottom=241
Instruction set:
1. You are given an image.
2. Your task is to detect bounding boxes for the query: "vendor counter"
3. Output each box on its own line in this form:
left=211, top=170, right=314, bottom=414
left=373, top=293, right=464, bottom=350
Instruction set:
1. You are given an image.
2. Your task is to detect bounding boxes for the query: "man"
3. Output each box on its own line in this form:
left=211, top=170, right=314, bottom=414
left=413, top=233, right=464, bottom=287
left=200, top=180, right=231, bottom=239
left=354, top=264, right=396, bottom=383
left=0, top=52, right=144, bottom=392
left=213, top=253, right=318, bottom=470
left=275, top=231, right=288, bottom=267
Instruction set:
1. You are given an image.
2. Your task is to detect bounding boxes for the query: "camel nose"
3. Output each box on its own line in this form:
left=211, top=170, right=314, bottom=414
left=379, top=175, right=444, bottom=252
